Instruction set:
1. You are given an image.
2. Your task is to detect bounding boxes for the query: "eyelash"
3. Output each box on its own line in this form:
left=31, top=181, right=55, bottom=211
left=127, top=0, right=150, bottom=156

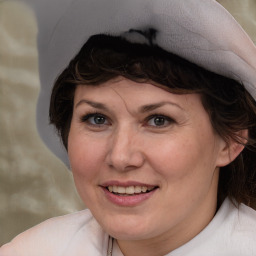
left=80, top=112, right=109, bottom=126
left=80, top=112, right=175, bottom=128
left=145, top=114, right=175, bottom=128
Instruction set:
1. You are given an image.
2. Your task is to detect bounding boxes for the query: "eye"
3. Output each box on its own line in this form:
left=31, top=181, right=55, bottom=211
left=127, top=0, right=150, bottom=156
left=81, top=113, right=109, bottom=126
left=147, top=115, right=174, bottom=127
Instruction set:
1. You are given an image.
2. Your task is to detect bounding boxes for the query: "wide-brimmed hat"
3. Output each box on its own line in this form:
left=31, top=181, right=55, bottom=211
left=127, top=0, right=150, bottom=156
left=22, top=0, right=256, bottom=166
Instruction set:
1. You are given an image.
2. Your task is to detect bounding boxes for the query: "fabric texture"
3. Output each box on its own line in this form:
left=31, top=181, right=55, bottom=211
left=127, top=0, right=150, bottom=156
left=1, top=198, right=256, bottom=256
left=19, top=0, right=256, bottom=166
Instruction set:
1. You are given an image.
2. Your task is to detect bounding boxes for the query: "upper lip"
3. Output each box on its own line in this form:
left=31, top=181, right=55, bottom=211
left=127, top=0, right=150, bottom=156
left=101, top=180, right=158, bottom=187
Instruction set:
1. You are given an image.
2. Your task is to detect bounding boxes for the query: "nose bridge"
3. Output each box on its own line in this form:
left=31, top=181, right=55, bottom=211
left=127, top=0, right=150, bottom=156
left=107, top=123, right=144, bottom=170
left=113, top=124, right=131, bottom=152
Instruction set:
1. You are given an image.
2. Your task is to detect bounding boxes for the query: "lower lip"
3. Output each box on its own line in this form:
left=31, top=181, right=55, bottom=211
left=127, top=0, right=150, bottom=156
left=101, top=187, right=157, bottom=207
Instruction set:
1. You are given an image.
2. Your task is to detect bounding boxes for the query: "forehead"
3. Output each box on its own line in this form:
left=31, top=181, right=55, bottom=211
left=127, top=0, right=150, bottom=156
left=74, top=77, right=203, bottom=111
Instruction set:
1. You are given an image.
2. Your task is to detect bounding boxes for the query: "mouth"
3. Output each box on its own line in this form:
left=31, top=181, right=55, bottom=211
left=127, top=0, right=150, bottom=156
left=105, top=185, right=158, bottom=196
left=101, top=182, right=159, bottom=206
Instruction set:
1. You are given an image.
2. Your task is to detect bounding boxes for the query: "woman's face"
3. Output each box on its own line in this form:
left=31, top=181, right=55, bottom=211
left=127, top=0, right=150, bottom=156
left=68, top=77, right=228, bottom=245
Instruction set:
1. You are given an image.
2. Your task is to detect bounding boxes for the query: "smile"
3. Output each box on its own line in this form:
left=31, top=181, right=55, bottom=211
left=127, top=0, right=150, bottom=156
left=101, top=183, right=159, bottom=206
left=107, top=185, right=156, bottom=196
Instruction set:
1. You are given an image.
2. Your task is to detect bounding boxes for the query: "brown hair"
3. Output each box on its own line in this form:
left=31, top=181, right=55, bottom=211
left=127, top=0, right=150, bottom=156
left=50, top=34, right=256, bottom=208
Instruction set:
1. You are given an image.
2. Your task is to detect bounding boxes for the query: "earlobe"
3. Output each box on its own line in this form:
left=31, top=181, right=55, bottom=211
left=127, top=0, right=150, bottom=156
left=216, top=129, right=248, bottom=167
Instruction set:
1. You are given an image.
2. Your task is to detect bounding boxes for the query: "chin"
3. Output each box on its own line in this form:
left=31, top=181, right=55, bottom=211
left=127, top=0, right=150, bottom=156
left=109, top=228, right=149, bottom=241
left=102, top=216, right=154, bottom=241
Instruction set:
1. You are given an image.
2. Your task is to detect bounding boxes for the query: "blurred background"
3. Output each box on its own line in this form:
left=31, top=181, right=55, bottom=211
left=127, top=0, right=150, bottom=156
left=0, top=0, right=255, bottom=246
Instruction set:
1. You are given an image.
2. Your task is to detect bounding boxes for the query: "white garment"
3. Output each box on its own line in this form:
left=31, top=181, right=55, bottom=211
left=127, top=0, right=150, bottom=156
left=1, top=198, right=256, bottom=256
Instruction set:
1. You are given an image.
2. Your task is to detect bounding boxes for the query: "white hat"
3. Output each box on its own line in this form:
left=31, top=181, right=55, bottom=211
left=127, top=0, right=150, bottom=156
left=23, top=0, right=256, bottom=166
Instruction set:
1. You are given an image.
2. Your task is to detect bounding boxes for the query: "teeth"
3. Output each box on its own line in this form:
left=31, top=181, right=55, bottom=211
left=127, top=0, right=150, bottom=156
left=142, top=186, right=147, bottom=193
left=107, top=185, right=155, bottom=195
left=117, top=186, right=125, bottom=193
left=134, top=186, right=142, bottom=193
left=125, top=186, right=135, bottom=194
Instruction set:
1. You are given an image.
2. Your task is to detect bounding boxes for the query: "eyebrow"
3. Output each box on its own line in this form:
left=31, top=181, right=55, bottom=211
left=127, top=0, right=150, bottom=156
left=75, top=99, right=109, bottom=110
left=75, top=99, right=184, bottom=112
left=139, top=102, right=184, bottom=112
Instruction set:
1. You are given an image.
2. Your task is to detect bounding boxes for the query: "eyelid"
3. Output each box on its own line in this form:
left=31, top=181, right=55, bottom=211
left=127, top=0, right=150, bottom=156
left=80, top=112, right=110, bottom=126
left=145, top=114, right=175, bottom=127
left=80, top=112, right=103, bottom=121
left=79, top=111, right=175, bottom=128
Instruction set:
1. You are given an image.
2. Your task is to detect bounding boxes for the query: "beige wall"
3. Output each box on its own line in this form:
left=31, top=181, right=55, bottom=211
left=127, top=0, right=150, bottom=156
left=0, top=0, right=255, bottom=246
left=0, top=1, right=84, bottom=245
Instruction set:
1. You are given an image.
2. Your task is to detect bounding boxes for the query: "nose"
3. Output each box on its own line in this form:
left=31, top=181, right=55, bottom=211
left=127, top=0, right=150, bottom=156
left=106, top=126, right=145, bottom=172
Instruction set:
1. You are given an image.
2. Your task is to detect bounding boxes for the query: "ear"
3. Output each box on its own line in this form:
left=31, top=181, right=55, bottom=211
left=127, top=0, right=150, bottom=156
left=216, top=129, right=248, bottom=167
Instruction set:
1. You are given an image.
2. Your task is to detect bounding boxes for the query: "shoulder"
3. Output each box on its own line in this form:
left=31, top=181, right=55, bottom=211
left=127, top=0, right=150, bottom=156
left=228, top=201, right=256, bottom=248
left=222, top=200, right=256, bottom=236
left=212, top=199, right=256, bottom=253
left=0, top=209, right=108, bottom=256
left=236, top=201, right=256, bottom=226
left=208, top=199, right=256, bottom=254
left=171, top=198, right=256, bottom=256
left=217, top=200, right=256, bottom=255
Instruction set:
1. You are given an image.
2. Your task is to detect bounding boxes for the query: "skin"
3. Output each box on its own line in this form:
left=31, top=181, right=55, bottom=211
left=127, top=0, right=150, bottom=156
left=68, top=77, right=241, bottom=256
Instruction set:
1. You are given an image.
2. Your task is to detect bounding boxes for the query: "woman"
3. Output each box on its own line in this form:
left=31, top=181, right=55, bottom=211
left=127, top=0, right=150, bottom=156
left=1, top=0, right=256, bottom=255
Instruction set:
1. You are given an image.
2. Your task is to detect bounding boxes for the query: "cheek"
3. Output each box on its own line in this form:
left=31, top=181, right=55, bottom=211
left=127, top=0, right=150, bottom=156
left=147, top=131, right=218, bottom=183
left=147, top=137, right=195, bottom=172
left=68, top=132, right=105, bottom=183
left=67, top=134, right=108, bottom=208
left=148, top=135, right=219, bottom=215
